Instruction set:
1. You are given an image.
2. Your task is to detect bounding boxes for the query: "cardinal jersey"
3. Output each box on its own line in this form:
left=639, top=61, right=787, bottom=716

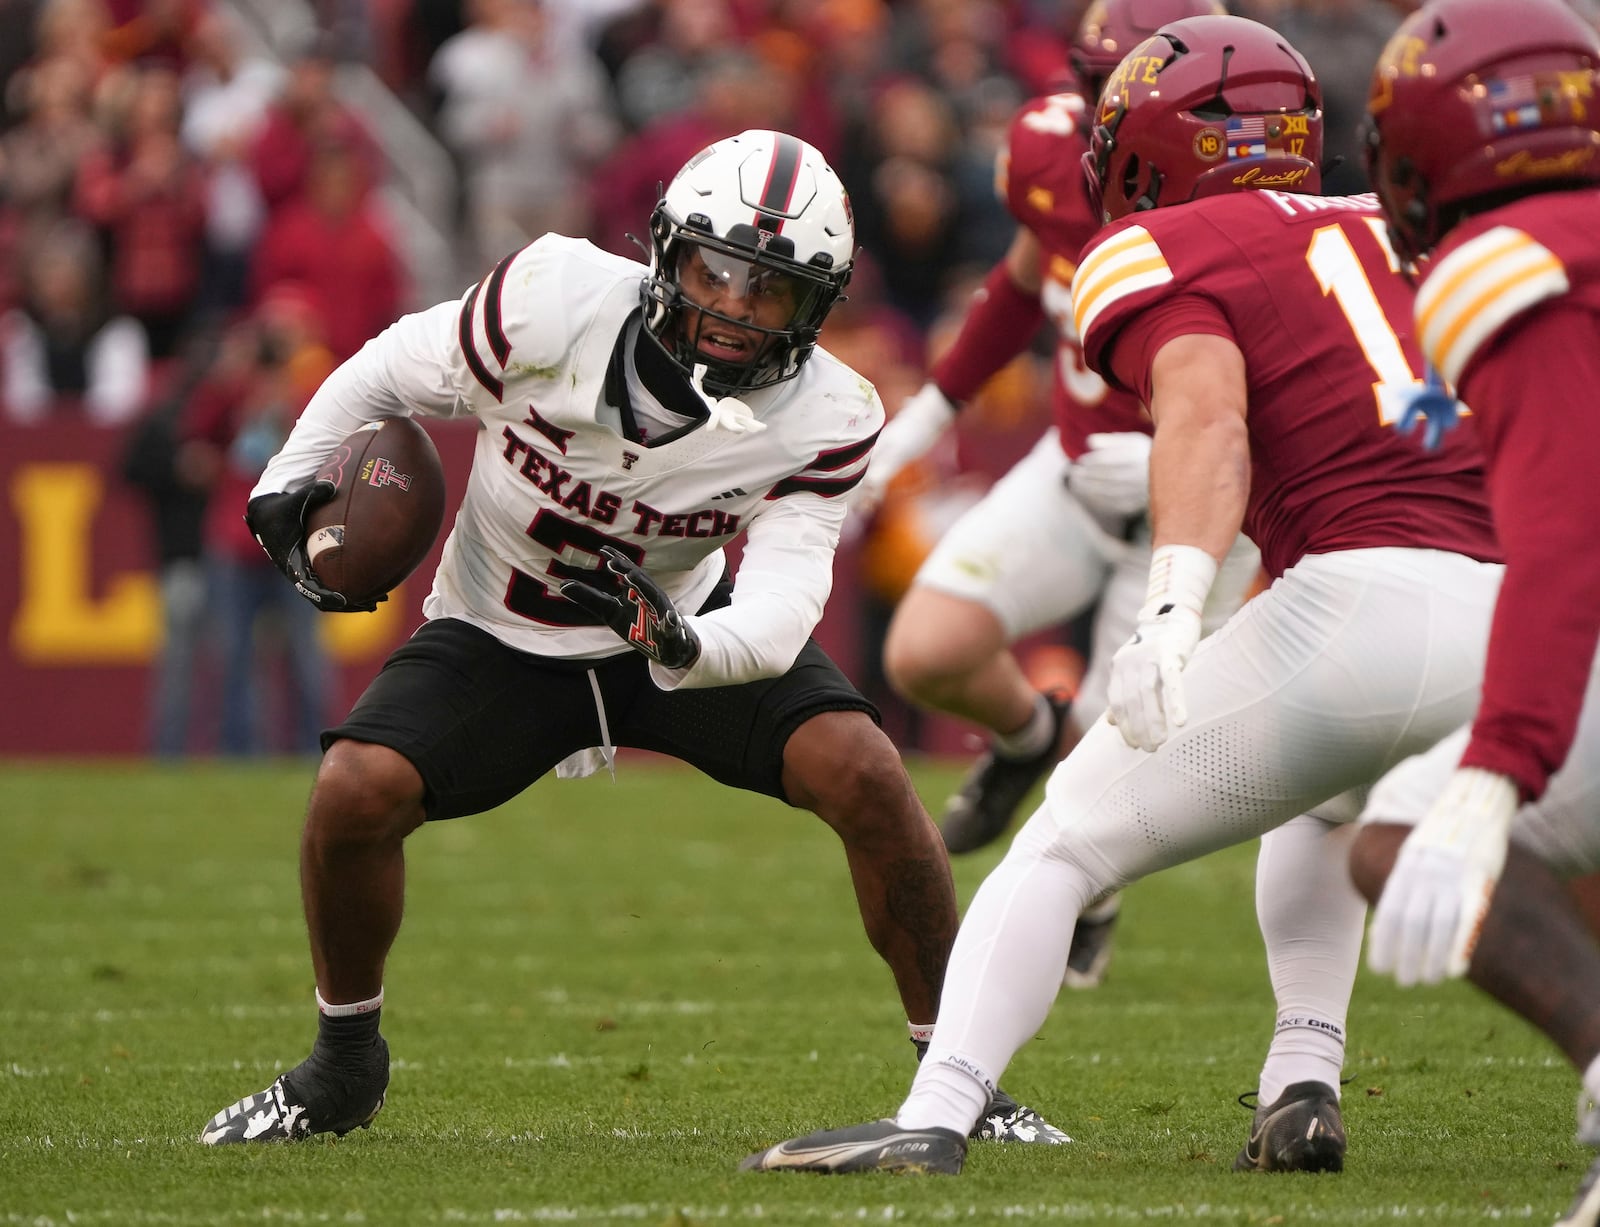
left=1072, top=190, right=1499, bottom=579
left=999, top=90, right=1149, bottom=456
left=1411, top=187, right=1600, bottom=799
left=254, top=235, right=882, bottom=688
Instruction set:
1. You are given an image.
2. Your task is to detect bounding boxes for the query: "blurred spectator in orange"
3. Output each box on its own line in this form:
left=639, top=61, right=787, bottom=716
left=251, top=134, right=405, bottom=359
left=1, top=217, right=149, bottom=424
left=430, top=0, right=619, bottom=267
left=248, top=36, right=381, bottom=216
left=74, top=64, right=208, bottom=358
left=177, top=284, right=335, bottom=755
left=101, top=0, right=205, bottom=71
left=180, top=9, right=283, bottom=314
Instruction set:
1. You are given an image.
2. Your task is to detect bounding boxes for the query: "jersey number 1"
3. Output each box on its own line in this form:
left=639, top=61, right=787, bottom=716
left=1305, top=219, right=1426, bottom=426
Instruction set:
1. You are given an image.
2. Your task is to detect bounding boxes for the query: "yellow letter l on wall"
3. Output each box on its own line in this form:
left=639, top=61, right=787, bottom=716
left=10, top=463, right=158, bottom=664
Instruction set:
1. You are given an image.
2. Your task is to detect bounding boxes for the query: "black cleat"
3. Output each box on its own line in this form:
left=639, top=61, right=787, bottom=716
left=199, top=1038, right=389, bottom=1145
left=1062, top=894, right=1122, bottom=990
left=741, top=1119, right=967, bottom=1174
left=939, top=695, right=1070, bottom=855
left=1233, top=1081, right=1345, bottom=1173
left=972, top=1085, right=1071, bottom=1144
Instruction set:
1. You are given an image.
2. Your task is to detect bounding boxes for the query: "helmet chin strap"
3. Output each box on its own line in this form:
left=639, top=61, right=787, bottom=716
left=1135, top=166, right=1165, bottom=212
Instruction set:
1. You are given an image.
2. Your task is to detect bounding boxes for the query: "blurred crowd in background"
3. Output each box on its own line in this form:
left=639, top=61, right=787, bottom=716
left=0, top=0, right=1450, bottom=756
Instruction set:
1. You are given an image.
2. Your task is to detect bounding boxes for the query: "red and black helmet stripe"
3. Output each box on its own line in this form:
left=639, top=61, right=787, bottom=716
left=753, top=133, right=803, bottom=234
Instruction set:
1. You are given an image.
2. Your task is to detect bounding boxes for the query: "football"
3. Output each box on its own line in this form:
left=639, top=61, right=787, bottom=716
left=304, top=417, right=447, bottom=606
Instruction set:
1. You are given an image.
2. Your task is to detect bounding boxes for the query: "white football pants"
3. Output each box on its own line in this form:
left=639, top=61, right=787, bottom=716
left=901, top=548, right=1503, bottom=1132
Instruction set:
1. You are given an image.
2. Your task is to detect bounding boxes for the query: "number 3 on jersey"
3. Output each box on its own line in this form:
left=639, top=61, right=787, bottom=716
left=1305, top=218, right=1464, bottom=427
left=505, top=510, right=641, bottom=626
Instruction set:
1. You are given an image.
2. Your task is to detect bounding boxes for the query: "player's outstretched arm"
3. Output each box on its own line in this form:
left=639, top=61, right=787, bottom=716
left=1105, top=334, right=1249, bottom=751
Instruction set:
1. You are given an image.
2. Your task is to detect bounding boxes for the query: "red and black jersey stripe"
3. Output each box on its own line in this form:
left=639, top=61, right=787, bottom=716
left=754, top=133, right=803, bottom=236
left=765, top=428, right=881, bottom=499
left=482, top=252, right=514, bottom=365
left=807, top=433, right=879, bottom=472
left=767, top=471, right=868, bottom=499
left=457, top=251, right=518, bottom=402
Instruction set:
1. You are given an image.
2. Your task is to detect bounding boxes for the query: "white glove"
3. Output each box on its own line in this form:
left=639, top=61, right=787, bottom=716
left=1068, top=431, right=1153, bottom=519
left=1106, top=544, right=1217, bottom=752
left=849, top=381, right=958, bottom=513
left=1367, top=767, right=1519, bottom=986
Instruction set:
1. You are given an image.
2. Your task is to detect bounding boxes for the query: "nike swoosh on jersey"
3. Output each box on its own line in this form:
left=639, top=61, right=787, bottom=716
left=1415, top=224, right=1569, bottom=387
left=1071, top=225, right=1174, bottom=344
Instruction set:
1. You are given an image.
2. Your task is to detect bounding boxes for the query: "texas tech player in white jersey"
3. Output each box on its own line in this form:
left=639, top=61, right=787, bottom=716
left=208, top=130, right=1067, bottom=1153
left=254, top=233, right=881, bottom=688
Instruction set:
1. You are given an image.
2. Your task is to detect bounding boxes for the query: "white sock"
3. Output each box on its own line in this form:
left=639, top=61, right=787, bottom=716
left=896, top=813, right=1100, bottom=1133
left=992, top=692, right=1055, bottom=760
left=1253, top=816, right=1364, bottom=1104
left=316, top=988, right=384, bottom=1017
left=897, top=1053, right=992, bottom=1132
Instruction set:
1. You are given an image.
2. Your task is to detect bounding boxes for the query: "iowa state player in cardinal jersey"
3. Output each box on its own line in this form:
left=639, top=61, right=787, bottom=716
left=1354, top=3, right=1600, bottom=1221
left=860, top=1, right=1260, bottom=946
left=199, top=130, right=1064, bottom=1150
left=743, top=16, right=1502, bottom=1178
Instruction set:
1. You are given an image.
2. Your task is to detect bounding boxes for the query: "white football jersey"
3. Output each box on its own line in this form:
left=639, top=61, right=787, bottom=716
left=254, top=235, right=884, bottom=688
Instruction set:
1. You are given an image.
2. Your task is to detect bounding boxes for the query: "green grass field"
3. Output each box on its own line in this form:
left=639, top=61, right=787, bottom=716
left=2, top=759, right=1588, bottom=1225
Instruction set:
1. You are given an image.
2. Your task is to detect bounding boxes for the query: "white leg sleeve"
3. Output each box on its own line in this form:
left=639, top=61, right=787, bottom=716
left=1253, top=812, right=1366, bottom=1105
left=896, top=808, right=1101, bottom=1134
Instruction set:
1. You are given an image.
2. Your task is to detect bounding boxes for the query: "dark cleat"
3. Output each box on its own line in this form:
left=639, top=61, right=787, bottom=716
left=199, top=1038, right=389, bottom=1145
left=741, top=1118, right=967, bottom=1174
left=1233, top=1081, right=1345, bottom=1173
left=973, top=1085, right=1070, bottom=1144
left=1062, top=894, right=1122, bottom=990
left=939, top=695, right=1071, bottom=855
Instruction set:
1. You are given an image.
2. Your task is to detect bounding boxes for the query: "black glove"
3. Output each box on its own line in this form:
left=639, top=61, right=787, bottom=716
left=559, top=546, right=701, bottom=669
left=243, top=480, right=385, bottom=614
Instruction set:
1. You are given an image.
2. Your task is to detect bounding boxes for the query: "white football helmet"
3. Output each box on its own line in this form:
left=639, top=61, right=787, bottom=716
left=642, top=129, right=855, bottom=395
